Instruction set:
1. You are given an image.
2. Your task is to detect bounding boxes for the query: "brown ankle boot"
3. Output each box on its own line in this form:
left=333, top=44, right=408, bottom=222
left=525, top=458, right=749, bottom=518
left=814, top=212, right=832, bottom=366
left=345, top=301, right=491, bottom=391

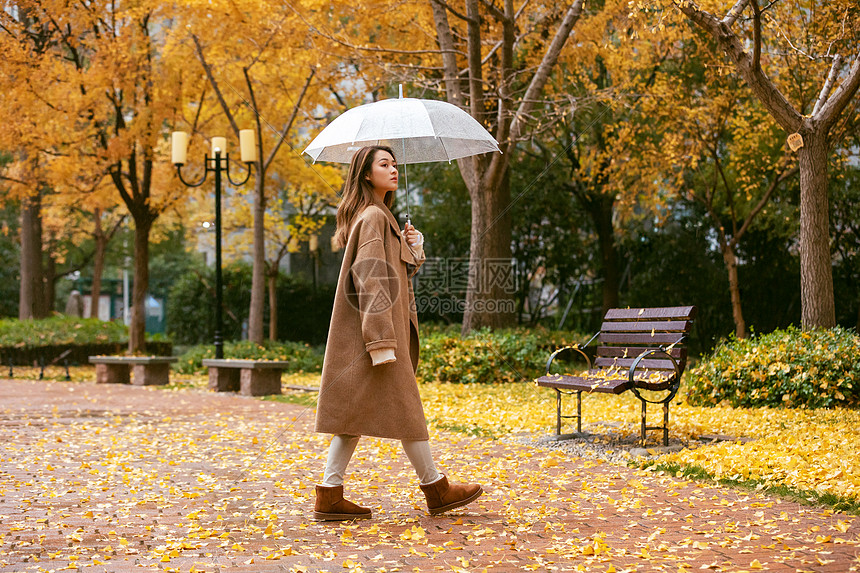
left=313, top=485, right=372, bottom=521
left=419, top=475, right=483, bottom=515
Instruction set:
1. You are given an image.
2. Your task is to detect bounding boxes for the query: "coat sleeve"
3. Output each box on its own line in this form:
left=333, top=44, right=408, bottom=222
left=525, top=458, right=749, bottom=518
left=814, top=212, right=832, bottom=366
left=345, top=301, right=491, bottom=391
left=408, top=240, right=426, bottom=278
left=351, top=208, right=398, bottom=354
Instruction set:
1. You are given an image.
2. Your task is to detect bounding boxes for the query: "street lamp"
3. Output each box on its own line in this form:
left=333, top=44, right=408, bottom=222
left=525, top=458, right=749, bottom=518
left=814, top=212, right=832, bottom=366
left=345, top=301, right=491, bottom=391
left=171, top=130, right=257, bottom=359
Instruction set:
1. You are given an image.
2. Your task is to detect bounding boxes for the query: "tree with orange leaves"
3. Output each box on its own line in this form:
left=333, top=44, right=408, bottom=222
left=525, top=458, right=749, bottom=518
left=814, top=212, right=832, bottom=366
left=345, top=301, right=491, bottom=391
left=660, top=0, right=860, bottom=329
left=0, top=0, right=186, bottom=350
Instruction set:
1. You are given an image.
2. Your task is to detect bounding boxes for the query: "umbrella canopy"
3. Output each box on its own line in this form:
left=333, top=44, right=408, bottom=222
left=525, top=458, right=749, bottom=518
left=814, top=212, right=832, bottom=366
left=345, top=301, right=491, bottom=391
left=303, top=96, right=500, bottom=164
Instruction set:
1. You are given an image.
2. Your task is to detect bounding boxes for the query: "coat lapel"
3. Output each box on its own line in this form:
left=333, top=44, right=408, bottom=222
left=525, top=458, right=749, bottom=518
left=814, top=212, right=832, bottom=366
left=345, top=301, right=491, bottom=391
left=373, top=198, right=416, bottom=266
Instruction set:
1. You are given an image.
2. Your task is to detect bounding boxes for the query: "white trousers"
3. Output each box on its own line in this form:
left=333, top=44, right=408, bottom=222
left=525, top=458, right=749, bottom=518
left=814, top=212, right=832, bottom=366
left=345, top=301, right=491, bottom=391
left=321, top=434, right=441, bottom=487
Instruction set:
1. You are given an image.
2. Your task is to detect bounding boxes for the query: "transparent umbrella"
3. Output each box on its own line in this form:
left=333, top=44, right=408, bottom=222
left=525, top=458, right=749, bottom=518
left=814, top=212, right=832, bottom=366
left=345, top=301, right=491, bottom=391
left=303, top=86, right=500, bottom=220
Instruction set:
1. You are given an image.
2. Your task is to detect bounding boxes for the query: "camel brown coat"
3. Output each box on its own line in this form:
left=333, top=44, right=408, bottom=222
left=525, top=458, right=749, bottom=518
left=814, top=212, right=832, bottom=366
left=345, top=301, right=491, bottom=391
left=315, top=200, right=428, bottom=440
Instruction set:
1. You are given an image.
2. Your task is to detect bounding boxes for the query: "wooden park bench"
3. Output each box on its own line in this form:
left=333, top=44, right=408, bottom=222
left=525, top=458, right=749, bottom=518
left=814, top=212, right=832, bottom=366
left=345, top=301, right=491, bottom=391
left=535, top=306, right=696, bottom=446
left=202, top=359, right=291, bottom=396
left=89, top=356, right=178, bottom=386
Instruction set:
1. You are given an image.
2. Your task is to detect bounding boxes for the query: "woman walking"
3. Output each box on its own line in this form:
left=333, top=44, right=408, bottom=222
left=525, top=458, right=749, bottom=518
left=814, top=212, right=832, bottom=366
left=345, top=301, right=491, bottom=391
left=313, top=145, right=483, bottom=521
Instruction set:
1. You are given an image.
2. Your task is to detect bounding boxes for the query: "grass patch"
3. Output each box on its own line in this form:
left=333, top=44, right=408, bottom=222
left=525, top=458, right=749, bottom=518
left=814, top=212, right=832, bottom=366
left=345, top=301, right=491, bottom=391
left=642, top=460, right=860, bottom=515
left=425, top=417, right=504, bottom=439
left=261, top=392, right=319, bottom=408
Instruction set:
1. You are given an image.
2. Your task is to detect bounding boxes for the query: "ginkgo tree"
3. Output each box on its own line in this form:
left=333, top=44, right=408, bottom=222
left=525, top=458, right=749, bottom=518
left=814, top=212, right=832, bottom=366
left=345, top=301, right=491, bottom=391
left=659, top=75, right=799, bottom=338
left=170, top=0, right=341, bottom=344
left=217, top=152, right=343, bottom=340
left=298, top=0, right=596, bottom=334
left=0, top=0, right=187, bottom=351
left=0, top=16, right=58, bottom=320
left=652, top=0, right=860, bottom=329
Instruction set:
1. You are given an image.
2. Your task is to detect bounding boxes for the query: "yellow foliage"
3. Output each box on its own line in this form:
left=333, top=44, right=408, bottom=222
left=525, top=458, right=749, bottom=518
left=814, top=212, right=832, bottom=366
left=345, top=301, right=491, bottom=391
left=413, top=380, right=860, bottom=502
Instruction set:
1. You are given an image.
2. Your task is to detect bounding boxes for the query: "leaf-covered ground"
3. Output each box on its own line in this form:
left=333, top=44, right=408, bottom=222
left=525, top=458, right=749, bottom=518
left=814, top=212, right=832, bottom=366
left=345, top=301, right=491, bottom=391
left=16, top=366, right=860, bottom=510
left=1, top=375, right=859, bottom=572
left=270, top=372, right=860, bottom=509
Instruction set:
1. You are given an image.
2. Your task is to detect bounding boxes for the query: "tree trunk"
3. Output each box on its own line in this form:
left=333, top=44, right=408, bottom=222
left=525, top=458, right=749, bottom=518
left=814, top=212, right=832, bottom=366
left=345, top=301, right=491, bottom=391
left=43, top=253, right=56, bottom=315
left=267, top=270, right=278, bottom=341
left=721, top=244, right=747, bottom=338
left=797, top=129, right=836, bottom=329
left=248, top=175, right=266, bottom=343
left=90, top=209, right=107, bottom=319
left=129, top=217, right=152, bottom=354
left=461, top=168, right=515, bottom=334
left=581, top=193, right=620, bottom=315
left=18, top=192, right=46, bottom=320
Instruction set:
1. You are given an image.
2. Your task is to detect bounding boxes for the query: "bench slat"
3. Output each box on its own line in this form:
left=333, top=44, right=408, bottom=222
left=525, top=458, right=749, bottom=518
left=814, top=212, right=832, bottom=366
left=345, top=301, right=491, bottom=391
left=536, top=373, right=631, bottom=395
left=600, top=320, right=692, bottom=333
left=593, top=356, right=677, bottom=371
left=537, top=370, right=675, bottom=394
left=603, top=306, right=697, bottom=321
left=596, top=346, right=687, bottom=360
left=599, top=332, right=686, bottom=345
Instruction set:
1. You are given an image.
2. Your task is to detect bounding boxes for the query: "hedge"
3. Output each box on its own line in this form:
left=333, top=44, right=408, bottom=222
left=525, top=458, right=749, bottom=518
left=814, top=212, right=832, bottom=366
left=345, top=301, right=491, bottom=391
left=0, top=317, right=170, bottom=364
left=174, top=340, right=324, bottom=375
left=685, top=326, right=860, bottom=409
left=417, top=326, right=585, bottom=384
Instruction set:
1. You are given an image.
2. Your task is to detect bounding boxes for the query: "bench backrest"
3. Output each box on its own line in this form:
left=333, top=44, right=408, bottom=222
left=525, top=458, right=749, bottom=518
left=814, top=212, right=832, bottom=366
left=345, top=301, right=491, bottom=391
left=595, top=306, right=697, bottom=377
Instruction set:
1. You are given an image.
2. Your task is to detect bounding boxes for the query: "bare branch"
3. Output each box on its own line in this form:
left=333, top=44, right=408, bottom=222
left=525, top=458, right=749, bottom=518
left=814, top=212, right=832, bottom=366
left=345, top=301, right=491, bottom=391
left=478, top=0, right=507, bottom=22
left=813, top=55, right=843, bottom=116
left=496, top=0, right=515, bottom=133
left=429, top=0, right=475, bottom=23
left=264, top=68, right=316, bottom=168
left=816, top=55, right=860, bottom=130
left=245, top=13, right=290, bottom=71
left=431, top=0, right=465, bottom=108
left=466, top=0, right=485, bottom=123
left=734, top=164, right=798, bottom=243
left=751, top=0, right=762, bottom=73
left=0, top=173, right=29, bottom=186
left=286, top=1, right=462, bottom=57
left=721, top=0, right=750, bottom=28
left=674, top=0, right=802, bottom=131
left=508, top=0, right=585, bottom=144
left=191, top=34, right=240, bottom=135
left=191, top=83, right=207, bottom=133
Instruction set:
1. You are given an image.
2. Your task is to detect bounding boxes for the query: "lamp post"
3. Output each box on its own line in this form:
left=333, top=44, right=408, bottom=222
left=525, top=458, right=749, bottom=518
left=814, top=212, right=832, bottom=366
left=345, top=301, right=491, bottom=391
left=171, top=130, right=257, bottom=359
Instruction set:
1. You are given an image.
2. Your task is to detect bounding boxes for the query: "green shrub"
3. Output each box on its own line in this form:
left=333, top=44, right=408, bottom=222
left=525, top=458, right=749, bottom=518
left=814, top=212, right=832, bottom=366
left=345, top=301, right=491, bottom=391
left=0, top=316, right=128, bottom=347
left=417, top=326, right=585, bottom=384
left=174, top=340, right=324, bottom=375
left=685, top=326, right=860, bottom=409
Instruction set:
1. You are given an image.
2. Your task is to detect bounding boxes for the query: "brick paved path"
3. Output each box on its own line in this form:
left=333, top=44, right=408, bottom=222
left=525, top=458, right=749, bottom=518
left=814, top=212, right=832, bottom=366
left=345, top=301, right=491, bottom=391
left=1, top=378, right=858, bottom=572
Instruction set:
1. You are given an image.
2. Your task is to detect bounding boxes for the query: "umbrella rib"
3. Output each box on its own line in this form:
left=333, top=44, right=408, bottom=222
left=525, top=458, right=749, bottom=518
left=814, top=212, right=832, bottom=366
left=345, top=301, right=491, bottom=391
left=437, top=136, right=452, bottom=162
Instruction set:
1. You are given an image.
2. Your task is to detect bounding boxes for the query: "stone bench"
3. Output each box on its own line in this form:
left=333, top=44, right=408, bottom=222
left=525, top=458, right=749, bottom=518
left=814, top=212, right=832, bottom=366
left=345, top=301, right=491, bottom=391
left=202, top=359, right=291, bottom=396
left=89, top=356, right=178, bottom=386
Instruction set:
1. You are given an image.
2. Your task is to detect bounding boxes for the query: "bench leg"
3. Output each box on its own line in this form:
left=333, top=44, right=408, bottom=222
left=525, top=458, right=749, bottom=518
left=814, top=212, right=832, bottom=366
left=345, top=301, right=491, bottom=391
left=663, top=401, right=670, bottom=447
left=555, top=389, right=562, bottom=435
left=132, top=363, right=170, bottom=386
left=240, top=368, right=282, bottom=396
left=555, top=389, right=583, bottom=437
left=638, top=398, right=672, bottom=446
left=576, top=391, right=582, bottom=434
left=209, top=367, right=240, bottom=392
left=95, top=363, right=130, bottom=385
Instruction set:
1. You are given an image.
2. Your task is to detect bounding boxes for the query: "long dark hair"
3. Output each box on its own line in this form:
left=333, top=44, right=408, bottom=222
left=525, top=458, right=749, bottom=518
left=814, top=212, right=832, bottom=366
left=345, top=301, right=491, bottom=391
left=334, top=145, right=396, bottom=248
